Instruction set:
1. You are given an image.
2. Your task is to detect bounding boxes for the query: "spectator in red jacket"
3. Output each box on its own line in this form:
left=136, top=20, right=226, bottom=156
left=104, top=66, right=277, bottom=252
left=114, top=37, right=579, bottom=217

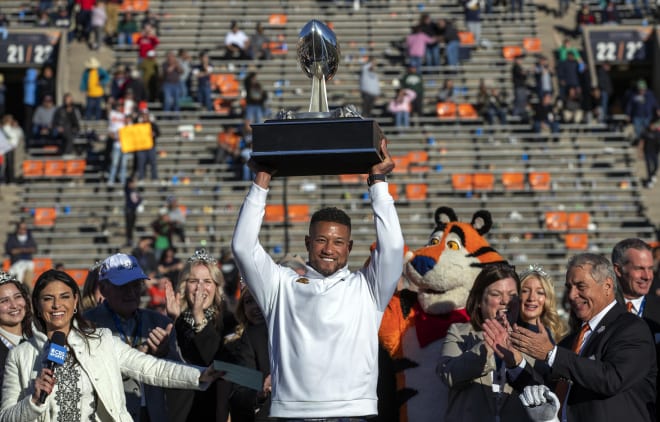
left=137, top=23, right=159, bottom=61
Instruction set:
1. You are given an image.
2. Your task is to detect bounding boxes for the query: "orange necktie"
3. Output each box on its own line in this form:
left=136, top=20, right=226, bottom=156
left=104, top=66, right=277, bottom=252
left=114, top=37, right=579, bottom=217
left=626, top=302, right=634, bottom=313
left=572, top=323, right=590, bottom=354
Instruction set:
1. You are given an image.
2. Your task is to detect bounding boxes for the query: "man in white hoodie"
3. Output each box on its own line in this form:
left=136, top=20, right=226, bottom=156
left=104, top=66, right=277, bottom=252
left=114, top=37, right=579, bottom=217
left=232, top=139, right=403, bottom=420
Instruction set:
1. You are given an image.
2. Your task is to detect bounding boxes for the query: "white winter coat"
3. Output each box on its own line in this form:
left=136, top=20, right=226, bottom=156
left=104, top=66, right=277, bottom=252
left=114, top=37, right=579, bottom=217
left=0, top=325, right=204, bottom=422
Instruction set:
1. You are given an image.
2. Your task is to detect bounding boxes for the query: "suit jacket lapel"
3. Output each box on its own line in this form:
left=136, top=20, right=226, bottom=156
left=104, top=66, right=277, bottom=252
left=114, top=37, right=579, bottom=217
left=581, top=303, right=625, bottom=355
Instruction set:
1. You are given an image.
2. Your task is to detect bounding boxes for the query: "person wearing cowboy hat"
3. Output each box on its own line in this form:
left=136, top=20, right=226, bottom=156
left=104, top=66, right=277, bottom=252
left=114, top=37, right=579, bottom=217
left=80, top=56, right=109, bottom=120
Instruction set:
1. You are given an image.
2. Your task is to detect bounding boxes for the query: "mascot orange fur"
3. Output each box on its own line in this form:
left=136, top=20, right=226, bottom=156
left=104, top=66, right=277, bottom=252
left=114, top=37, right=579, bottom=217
left=379, top=207, right=506, bottom=421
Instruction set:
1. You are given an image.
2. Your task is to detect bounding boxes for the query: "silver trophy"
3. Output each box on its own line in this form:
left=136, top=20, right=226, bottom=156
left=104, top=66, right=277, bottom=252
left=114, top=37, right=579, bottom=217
left=251, top=19, right=383, bottom=176
left=297, top=20, right=339, bottom=114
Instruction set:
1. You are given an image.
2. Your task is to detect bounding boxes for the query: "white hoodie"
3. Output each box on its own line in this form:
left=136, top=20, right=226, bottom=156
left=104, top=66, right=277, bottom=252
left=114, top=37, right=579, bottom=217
left=232, top=182, right=404, bottom=418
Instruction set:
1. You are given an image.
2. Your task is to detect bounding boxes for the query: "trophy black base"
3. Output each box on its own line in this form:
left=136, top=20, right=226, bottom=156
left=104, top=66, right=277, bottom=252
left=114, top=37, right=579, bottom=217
left=251, top=117, right=383, bottom=177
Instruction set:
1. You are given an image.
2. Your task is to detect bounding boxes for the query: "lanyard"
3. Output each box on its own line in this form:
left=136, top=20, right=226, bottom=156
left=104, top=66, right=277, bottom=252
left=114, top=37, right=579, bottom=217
left=0, top=333, right=15, bottom=350
left=637, top=296, right=647, bottom=317
left=105, top=302, right=142, bottom=348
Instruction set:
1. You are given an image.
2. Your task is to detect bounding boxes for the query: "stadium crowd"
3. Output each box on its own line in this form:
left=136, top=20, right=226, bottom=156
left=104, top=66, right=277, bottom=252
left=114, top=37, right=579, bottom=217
left=1, top=0, right=660, bottom=420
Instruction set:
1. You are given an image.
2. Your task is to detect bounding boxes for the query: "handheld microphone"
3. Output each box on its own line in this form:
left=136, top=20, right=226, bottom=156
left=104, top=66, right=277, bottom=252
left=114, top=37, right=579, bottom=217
left=38, top=331, right=67, bottom=405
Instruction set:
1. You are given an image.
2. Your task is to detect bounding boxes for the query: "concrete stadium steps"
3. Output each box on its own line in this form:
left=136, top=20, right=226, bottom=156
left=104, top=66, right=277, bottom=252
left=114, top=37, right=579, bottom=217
left=4, top=0, right=656, bottom=289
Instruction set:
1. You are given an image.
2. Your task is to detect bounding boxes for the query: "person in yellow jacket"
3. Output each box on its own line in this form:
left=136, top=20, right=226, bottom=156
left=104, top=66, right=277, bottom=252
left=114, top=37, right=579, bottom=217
left=80, top=57, right=109, bottom=120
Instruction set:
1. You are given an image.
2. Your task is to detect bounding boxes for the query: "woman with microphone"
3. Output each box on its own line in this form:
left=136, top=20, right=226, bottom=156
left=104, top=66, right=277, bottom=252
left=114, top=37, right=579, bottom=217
left=0, top=269, right=221, bottom=421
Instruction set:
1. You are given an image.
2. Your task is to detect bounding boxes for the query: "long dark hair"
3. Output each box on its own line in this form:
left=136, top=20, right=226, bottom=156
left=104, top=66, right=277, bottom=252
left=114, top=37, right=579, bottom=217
left=0, top=272, right=33, bottom=338
left=32, top=270, right=97, bottom=339
left=466, top=263, right=520, bottom=330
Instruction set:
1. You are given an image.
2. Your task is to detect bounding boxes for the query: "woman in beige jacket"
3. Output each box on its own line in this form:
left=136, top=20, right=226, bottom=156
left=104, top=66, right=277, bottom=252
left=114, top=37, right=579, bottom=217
left=437, top=263, right=534, bottom=422
left=0, top=269, right=220, bottom=422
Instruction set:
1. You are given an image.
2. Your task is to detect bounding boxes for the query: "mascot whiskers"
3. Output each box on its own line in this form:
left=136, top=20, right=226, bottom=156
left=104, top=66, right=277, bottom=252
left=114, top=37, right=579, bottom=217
left=379, top=207, right=506, bottom=422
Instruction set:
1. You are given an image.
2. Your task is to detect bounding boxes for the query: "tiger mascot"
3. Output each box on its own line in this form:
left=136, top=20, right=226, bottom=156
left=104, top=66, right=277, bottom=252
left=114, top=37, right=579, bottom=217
left=378, top=207, right=506, bottom=422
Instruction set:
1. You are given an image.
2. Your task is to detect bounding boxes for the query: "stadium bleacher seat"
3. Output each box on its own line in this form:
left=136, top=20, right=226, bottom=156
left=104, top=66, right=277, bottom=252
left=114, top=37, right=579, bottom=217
left=33, top=208, right=57, bottom=227
left=452, top=174, right=473, bottom=191
left=502, top=45, right=523, bottom=60
left=502, top=172, right=525, bottom=190
left=565, top=233, right=589, bottom=250
left=545, top=211, right=568, bottom=231
left=405, top=183, right=428, bottom=200
left=437, top=102, right=457, bottom=120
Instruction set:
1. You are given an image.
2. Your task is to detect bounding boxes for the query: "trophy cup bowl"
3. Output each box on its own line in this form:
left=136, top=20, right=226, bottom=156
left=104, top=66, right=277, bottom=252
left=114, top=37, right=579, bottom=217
left=251, top=19, right=384, bottom=177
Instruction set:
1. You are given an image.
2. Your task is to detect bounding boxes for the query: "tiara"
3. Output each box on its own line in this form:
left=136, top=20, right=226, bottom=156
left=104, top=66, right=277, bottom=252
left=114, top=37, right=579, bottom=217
left=520, top=264, right=548, bottom=279
left=0, top=271, right=18, bottom=285
left=188, top=249, right=217, bottom=265
left=89, top=260, right=103, bottom=272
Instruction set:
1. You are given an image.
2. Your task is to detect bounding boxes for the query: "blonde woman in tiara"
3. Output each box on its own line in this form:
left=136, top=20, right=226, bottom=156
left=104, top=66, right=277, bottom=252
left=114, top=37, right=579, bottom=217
left=165, top=249, right=232, bottom=422
left=518, top=264, right=568, bottom=343
left=0, top=271, right=32, bottom=400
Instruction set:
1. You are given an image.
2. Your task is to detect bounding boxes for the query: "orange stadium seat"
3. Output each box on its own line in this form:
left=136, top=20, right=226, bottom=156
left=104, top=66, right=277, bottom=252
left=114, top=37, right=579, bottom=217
left=287, top=204, right=310, bottom=223
left=502, top=45, right=523, bottom=61
left=565, top=233, right=588, bottom=250
left=269, top=41, right=288, bottom=55
left=473, top=173, right=495, bottom=191
left=529, top=172, right=551, bottom=191
left=213, top=98, right=233, bottom=115
left=436, top=102, right=457, bottom=120
left=405, top=183, right=428, bottom=200
left=452, top=173, right=473, bottom=191
left=545, top=211, right=568, bottom=231
left=33, top=257, right=54, bottom=278
left=66, top=269, right=89, bottom=286
left=34, top=208, right=57, bottom=227
left=407, top=151, right=430, bottom=173
left=23, top=160, right=44, bottom=178
left=407, top=150, right=428, bottom=163
left=502, top=172, right=525, bottom=190
left=388, top=183, right=400, bottom=201
left=121, top=0, right=149, bottom=12
left=264, top=205, right=285, bottom=223
left=268, top=14, right=288, bottom=25
left=65, top=159, right=86, bottom=176
left=458, top=31, right=475, bottom=46
left=568, top=212, right=590, bottom=230
left=458, top=103, right=479, bottom=119
left=391, top=155, right=411, bottom=174
left=44, top=160, right=65, bottom=177
left=338, top=174, right=361, bottom=184
left=523, top=37, right=542, bottom=53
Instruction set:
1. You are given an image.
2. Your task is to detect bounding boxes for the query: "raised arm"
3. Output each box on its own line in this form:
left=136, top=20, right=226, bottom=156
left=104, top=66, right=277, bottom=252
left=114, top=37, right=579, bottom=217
left=363, top=139, right=405, bottom=310
left=231, top=165, right=281, bottom=315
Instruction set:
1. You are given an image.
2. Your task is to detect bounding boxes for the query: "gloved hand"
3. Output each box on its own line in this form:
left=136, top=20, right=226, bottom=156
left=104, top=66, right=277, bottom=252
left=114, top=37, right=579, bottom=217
left=519, top=384, right=560, bottom=422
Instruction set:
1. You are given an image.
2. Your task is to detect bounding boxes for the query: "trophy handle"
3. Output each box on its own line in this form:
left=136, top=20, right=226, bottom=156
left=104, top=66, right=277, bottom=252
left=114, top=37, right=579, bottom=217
left=309, top=63, right=329, bottom=113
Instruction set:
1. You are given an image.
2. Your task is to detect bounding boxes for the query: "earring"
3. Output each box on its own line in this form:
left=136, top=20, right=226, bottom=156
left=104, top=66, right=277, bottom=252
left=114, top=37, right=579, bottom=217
left=73, top=308, right=77, bottom=314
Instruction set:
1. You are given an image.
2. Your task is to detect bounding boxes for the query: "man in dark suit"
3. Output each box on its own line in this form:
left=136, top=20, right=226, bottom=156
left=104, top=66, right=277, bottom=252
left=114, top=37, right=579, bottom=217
left=509, top=253, right=657, bottom=422
left=612, top=238, right=660, bottom=421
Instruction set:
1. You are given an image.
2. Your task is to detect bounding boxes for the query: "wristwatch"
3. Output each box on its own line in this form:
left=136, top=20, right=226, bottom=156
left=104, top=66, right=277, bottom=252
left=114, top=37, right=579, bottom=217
left=367, top=174, right=387, bottom=186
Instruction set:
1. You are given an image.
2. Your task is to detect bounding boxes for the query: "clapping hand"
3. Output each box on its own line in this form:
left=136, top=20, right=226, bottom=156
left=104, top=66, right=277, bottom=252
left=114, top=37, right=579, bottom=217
left=519, top=385, right=560, bottom=422
left=482, top=317, right=522, bottom=368
left=164, top=279, right=181, bottom=320
left=138, top=323, right=173, bottom=357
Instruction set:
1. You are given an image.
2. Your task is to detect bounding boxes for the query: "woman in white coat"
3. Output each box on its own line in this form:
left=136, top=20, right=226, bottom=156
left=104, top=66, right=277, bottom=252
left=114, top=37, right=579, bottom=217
left=0, top=269, right=220, bottom=422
